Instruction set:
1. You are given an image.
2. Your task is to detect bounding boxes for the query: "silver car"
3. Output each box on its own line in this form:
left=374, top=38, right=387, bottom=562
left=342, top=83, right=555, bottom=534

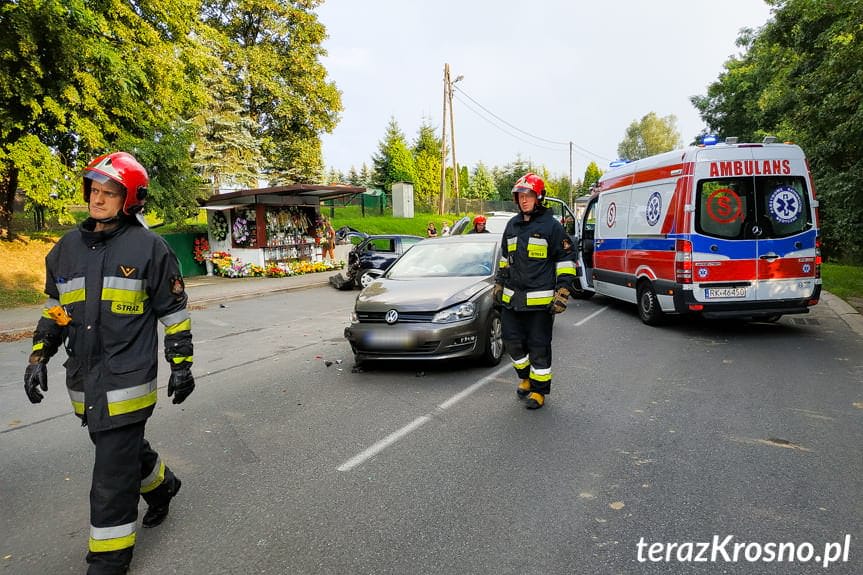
left=344, top=234, right=504, bottom=367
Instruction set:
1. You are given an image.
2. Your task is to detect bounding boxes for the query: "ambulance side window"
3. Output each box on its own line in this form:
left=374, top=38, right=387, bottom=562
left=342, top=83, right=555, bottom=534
left=755, top=176, right=811, bottom=238
left=696, top=179, right=750, bottom=240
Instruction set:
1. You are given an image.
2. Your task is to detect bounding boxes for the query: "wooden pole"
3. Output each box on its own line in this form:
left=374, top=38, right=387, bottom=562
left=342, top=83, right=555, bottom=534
left=438, top=64, right=449, bottom=215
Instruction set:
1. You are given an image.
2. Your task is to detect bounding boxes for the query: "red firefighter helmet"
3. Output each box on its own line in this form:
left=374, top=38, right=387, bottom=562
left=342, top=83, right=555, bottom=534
left=511, top=172, right=546, bottom=204
left=83, top=152, right=149, bottom=215
left=473, top=215, right=487, bottom=225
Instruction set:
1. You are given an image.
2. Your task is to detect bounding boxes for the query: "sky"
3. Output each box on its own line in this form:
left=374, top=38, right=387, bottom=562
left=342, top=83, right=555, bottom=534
left=316, top=1, right=775, bottom=182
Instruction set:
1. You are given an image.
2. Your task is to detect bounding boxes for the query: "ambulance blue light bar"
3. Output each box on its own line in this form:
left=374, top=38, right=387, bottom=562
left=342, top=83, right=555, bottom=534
left=609, top=159, right=630, bottom=168
left=701, top=134, right=718, bottom=146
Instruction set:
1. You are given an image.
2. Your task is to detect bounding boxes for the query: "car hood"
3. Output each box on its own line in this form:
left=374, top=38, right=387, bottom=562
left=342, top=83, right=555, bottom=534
left=355, top=276, right=491, bottom=311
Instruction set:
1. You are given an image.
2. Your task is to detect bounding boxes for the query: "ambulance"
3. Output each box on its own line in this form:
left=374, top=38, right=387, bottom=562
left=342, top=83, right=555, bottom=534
left=560, top=138, right=822, bottom=324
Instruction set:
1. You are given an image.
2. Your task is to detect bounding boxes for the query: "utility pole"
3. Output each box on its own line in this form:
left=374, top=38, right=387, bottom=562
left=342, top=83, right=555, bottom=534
left=438, top=63, right=463, bottom=216
left=569, top=141, right=573, bottom=208
left=438, top=64, right=450, bottom=215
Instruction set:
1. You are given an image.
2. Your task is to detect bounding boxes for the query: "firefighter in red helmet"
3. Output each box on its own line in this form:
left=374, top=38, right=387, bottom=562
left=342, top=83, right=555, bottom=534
left=493, top=173, right=577, bottom=409
left=23, top=152, right=195, bottom=574
left=469, top=214, right=490, bottom=233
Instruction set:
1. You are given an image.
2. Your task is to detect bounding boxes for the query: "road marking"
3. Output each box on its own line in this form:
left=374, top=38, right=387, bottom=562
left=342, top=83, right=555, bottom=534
left=575, top=305, right=608, bottom=326
left=337, top=363, right=510, bottom=472
left=338, top=304, right=608, bottom=472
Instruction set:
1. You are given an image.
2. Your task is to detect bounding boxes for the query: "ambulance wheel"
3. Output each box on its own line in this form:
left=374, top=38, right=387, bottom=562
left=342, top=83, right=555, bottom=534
left=570, top=288, right=594, bottom=300
left=637, top=282, right=664, bottom=326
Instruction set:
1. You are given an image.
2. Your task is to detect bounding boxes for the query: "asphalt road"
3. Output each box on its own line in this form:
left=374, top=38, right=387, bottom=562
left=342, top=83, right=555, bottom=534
left=1, top=287, right=861, bottom=574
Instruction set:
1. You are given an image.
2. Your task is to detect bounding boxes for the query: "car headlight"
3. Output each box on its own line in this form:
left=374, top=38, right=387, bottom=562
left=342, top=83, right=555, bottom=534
left=432, top=302, right=476, bottom=323
left=350, top=310, right=359, bottom=324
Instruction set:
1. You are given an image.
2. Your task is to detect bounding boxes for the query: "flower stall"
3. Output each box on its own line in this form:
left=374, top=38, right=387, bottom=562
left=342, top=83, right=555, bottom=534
left=201, top=183, right=364, bottom=272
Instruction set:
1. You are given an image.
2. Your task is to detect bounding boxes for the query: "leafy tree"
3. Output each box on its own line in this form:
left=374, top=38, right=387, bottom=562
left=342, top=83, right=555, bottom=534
left=468, top=162, right=496, bottom=200
left=201, top=0, right=342, bottom=185
left=372, top=117, right=415, bottom=192
left=411, top=120, right=442, bottom=207
left=691, top=0, right=863, bottom=261
left=617, top=112, right=682, bottom=160
left=458, top=165, right=469, bottom=198
left=0, top=0, right=209, bottom=236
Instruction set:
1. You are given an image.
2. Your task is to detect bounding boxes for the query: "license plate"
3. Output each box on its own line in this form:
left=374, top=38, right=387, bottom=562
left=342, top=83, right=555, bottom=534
left=366, top=331, right=415, bottom=349
left=704, top=287, right=746, bottom=299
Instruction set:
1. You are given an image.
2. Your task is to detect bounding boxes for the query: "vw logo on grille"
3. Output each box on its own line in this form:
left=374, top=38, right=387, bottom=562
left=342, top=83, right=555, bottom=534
left=385, top=309, right=399, bottom=324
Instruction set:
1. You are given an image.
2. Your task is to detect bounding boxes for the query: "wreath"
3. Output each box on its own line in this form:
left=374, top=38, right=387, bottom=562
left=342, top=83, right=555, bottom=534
left=211, top=211, right=228, bottom=241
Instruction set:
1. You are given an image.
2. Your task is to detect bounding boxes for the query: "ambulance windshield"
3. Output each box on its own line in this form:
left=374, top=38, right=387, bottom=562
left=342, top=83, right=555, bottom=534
left=695, top=176, right=811, bottom=240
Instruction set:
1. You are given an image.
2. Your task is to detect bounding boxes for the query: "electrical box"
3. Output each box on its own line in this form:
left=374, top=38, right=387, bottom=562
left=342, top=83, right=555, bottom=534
left=391, top=182, right=414, bottom=218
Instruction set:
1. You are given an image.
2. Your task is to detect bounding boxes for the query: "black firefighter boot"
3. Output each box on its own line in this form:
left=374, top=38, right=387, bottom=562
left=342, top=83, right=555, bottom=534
left=142, top=475, right=182, bottom=528
left=525, top=391, right=545, bottom=410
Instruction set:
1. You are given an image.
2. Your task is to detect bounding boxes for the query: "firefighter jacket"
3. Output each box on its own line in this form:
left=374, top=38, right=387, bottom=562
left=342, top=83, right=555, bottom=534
left=495, top=208, right=578, bottom=311
left=31, top=219, right=193, bottom=432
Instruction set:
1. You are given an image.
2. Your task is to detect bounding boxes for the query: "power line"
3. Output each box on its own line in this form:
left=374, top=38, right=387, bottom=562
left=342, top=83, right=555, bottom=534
left=453, top=85, right=611, bottom=162
left=453, top=92, right=567, bottom=153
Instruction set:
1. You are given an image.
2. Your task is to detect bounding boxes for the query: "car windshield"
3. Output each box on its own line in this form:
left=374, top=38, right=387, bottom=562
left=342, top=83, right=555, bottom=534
left=387, top=241, right=497, bottom=279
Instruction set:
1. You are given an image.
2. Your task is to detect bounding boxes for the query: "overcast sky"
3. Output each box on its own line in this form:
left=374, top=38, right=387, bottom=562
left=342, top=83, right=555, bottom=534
left=316, top=1, right=774, bottom=182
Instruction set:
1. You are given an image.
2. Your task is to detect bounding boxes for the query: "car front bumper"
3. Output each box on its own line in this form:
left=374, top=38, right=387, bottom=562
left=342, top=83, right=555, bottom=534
left=344, top=315, right=486, bottom=362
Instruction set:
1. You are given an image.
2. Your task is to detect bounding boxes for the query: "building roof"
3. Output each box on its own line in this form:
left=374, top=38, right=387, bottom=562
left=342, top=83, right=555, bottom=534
left=203, top=184, right=366, bottom=207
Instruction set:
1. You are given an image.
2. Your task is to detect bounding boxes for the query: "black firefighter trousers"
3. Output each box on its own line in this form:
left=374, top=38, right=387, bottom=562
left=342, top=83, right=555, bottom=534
left=501, top=307, right=554, bottom=395
left=86, top=421, right=177, bottom=575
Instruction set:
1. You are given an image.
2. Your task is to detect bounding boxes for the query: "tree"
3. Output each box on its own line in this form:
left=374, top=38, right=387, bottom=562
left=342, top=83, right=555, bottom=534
left=190, top=47, right=265, bottom=196
left=581, top=162, right=603, bottom=195
left=617, top=112, right=682, bottom=161
left=468, top=162, right=496, bottom=200
left=347, top=166, right=361, bottom=186
left=691, top=0, right=863, bottom=261
left=359, top=163, right=373, bottom=188
left=201, top=0, right=342, bottom=185
left=411, top=120, right=442, bottom=207
left=0, top=0, right=210, bottom=236
left=492, top=156, right=534, bottom=200
left=372, top=117, right=415, bottom=192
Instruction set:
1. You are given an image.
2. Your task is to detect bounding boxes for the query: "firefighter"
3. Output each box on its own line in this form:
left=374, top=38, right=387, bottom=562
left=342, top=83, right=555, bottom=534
left=468, top=215, right=490, bottom=233
left=23, top=152, right=195, bottom=575
left=493, top=173, right=577, bottom=409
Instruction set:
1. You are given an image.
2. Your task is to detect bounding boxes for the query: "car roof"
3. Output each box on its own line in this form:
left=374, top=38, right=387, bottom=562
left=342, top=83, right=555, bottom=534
left=420, top=232, right=501, bottom=243
left=362, top=234, right=424, bottom=240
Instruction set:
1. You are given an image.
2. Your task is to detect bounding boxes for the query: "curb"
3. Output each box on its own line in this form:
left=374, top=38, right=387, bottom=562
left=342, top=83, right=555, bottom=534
left=189, top=277, right=334, bottom=305
left=820, top=291, right=863, bottom=338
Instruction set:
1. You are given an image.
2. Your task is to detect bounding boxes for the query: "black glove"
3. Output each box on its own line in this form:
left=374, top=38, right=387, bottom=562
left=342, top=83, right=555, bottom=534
left=24, top=362, right=48, bottom=403
left=492, top=283, right=503, bottom=308
left=549, top=287, right=570, bottom=315
left=168, top=368, right=195, bottom=404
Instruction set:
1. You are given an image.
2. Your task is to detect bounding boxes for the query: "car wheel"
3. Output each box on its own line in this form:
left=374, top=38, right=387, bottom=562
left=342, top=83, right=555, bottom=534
left=637, top=282, right=664, bottom=326
left=570, top=288, right=594, bottom=300
left=481, top=311, right=504, bottom=366
left=357, top=269, right=376, bottom=289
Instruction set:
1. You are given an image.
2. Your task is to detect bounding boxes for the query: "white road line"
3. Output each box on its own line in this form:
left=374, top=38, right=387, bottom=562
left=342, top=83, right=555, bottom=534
left=574, top=305, right=608, bottom=326
left=337, top=363, right=510, bottom=472
left=338, top=306, right=607, bottom=472
left=337, top=415, right=432, bottom=472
